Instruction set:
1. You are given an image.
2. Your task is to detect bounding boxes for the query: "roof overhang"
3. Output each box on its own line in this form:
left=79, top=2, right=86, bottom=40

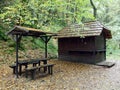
left=7, top=26, right=57, bottom=37
left=102, top=28, right=112, bottom=39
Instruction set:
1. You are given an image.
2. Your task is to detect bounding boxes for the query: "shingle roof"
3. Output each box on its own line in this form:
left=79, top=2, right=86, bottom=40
left=7, top=26, right=57, bottom=37
left=55, top=21, right=112, bottom=39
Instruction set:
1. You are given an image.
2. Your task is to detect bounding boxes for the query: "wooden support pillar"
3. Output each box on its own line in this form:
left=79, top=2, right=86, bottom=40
left=45, top=36, right=48, bottom=58
left=40, top=36, right=52, bottom=59
left=93, top=37, right=96, bottom=64
left=15, top=35, right=19, bottom=78
left=15, top=35, right=22, bottom=78
left=104, top=37, right=106, bottom=60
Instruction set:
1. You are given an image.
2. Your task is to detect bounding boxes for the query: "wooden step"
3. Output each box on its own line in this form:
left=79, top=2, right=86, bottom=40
left=96, top=61, right=115, bottom=68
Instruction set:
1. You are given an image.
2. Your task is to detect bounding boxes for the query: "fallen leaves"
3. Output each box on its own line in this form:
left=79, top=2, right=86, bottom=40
left=0, top=47, right=120, bottom=90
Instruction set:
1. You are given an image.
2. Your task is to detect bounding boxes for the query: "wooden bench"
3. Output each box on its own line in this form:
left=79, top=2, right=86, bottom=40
left=9, top=64, right=16, bottom=74
left=25, top=64, right=54, bottom=80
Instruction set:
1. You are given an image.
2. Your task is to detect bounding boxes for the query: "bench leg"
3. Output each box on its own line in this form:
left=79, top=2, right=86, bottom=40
left=33, top=63, right=38, bottom=67
left=31, top=70, right=36, bottom=80
left=19, top=64, right=28, bottom=76
left=43, top=61, right=47, bottom=72
left=26, top=70, right=36, bottom=80
left=25, top=64, right=28, bottom=69
left=48, top=66, right=51, bottom=74
left=25, top=70, right=28, bottom=78
left=13, top=67, right=16, bottom=74
left=47, top=65, right=53, bottom=75
left=50, top=66, right=53, bottom=75
left=51, top=66, right=53, bottom=75
left=38, top=62, right=41, bottom=71
left=19, top=65, right=22, bottom=76
left=43, top=67, right=46, bottom=73
left=38, top=61, right=40, bottom=66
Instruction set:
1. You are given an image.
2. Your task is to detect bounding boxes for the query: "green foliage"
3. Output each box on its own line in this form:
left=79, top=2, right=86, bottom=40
left=95, top=0, right=120, bottom=56
left=0, top=0, right=94, bottom=27
left=32, top=39, right=45, bottom=50
left=0, top=21, right=8, bottom=41
left=48, top=40, right=58, bottom=55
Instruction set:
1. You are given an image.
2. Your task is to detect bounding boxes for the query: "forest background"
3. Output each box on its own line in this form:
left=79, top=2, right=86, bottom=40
left=0, top=0, right=120, bottom=59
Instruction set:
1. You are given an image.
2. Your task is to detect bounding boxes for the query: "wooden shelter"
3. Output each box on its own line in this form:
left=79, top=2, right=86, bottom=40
left=55, top=21, right=112, bottom=64
left=7, top=26, right=56, bottom=78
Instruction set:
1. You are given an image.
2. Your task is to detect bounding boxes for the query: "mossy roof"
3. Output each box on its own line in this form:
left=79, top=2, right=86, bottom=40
left=55, top=21, right=112, bottom=39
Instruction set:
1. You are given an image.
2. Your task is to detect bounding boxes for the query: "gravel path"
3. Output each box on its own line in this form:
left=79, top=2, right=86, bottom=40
left=0, top=59, right=120, bottom=90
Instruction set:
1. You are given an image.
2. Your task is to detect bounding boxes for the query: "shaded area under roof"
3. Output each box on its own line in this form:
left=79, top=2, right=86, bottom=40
left=7, top=26, right=57, bottom=78
left=7, top=26, right=57, bottom=37
left=55, top=21, right=112, bottom=39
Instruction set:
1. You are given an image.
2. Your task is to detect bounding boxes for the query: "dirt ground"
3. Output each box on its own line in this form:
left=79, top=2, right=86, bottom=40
left=0, top=59, right=120, bottom=90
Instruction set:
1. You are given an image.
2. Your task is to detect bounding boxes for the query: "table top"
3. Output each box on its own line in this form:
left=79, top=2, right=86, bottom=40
left=17, top=58, right=49, bottom=64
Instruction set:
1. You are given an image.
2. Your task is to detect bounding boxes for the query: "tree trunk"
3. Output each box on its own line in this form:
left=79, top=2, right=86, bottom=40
left=90, top=0, right=97, bottom=18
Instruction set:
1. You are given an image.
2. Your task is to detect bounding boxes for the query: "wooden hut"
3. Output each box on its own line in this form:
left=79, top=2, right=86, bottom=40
left=55, top=21, right=112, bottom=64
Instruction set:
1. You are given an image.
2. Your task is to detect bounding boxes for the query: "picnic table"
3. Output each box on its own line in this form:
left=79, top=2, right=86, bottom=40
left=13, top=58, right=49, bottom=75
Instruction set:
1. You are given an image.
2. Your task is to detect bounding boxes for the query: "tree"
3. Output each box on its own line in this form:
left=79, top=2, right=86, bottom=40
left=90, top=0, right=97, bottom=18
left=96, top=0, right=120, bottom=52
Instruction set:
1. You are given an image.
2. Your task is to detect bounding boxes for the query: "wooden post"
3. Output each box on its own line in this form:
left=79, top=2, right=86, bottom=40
left=93, top=37, right=96, bottom=64
left=15, top=35, right=22, bottom=78
left=16, top=35, right=19, bottom=78
left=45, top=36, right=48, bottom=58
left=104, top=37, right=106, bottom=60
left=40, top=36, right=52, bottom=59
